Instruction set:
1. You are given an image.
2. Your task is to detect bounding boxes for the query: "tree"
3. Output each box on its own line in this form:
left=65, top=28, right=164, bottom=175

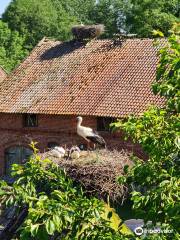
left=0, top=20, right=27, bottom=72
left=111, top=24, right=180, bottom=239
left=2, top=0, right=78, bottom=49
left=126, top=0, right=179, bottom=37
left=53, top=0, right=96, bottom=24
left=89, top=0, right=131, bottom=37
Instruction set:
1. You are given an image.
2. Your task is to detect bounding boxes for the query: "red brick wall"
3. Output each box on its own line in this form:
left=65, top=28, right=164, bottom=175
left=0, top=113, right=97, bottom=175
left=0, top=113, right=145, bottom=175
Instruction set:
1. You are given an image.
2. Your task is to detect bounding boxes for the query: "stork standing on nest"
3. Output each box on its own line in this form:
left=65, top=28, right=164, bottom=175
left=76, top=116, right=106, bottom=149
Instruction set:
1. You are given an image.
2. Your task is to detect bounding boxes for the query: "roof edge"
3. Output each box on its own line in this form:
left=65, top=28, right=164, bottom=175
left=0, top=65, right=8, bottom=75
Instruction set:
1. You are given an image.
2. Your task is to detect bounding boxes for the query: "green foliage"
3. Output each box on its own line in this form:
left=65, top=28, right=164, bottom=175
left=111, top=27, right=180, bottom=239
left=0, top=20, right=28, bottom=72
left=126, top=0, right=179, bottom=37
left=113, top=108, right=180, bottom=228
left=113, top=108, right=179, bottom=159
left=153, top=24, right=180, bottom=113
left=53, top=0, right=96, bottom=24
left=3, top=0, right=126, bottom=41
left=87, top=0, right=179, bottom=38
left=3, top=0, right=78, bottom=48
left=0, top=142, right=131, bottom=239
left=89, top=0, right=131, bottom=38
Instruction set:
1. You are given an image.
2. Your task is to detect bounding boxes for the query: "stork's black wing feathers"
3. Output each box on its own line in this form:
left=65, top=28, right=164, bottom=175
left=86, top=133, right=106, bottom=148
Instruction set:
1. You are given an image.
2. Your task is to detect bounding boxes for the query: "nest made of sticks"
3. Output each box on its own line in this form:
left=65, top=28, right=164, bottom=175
left=42, top=149, right=133, bottom=203
left=72, top=24, right=105, bottom=40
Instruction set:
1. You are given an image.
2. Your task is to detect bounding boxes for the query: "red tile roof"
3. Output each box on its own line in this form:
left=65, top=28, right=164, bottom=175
left=0, top=66, right=7, bottom=83
left=0, top=38, right=165, bottom=117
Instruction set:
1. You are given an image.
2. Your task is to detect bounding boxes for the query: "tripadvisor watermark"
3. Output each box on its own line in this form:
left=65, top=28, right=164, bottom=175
left=134, top=226, right=173, bottom=236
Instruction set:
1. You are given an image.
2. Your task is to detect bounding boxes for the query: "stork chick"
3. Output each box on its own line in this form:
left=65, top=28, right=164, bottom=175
left=50, top=146, right=65, bottom=158
left=69, top=146, right=81, bottom=159
left=76, top=116, right=106, bottom=149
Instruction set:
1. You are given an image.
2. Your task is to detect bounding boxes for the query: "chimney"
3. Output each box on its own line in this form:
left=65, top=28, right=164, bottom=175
left=72, top=24, right=104, bottom=41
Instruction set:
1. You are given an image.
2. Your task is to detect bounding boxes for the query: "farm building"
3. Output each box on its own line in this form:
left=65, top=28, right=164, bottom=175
left=0, top=36, right=164, bottom=176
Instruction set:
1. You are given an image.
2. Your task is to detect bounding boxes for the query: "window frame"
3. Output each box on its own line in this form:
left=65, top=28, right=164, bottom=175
left=23, top=114, right=38, bottom=127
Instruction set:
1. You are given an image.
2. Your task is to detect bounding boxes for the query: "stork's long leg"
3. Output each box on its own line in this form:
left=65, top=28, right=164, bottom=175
left=87, top=141, right=92, bottom=155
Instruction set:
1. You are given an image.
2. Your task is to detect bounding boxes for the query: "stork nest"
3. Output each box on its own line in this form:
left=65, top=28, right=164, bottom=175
left=41, top=149, right=133, bottom=203
left=72, top=24, right=104, bottom=40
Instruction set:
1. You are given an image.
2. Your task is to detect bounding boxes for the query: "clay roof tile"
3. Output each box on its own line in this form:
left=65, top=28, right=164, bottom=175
left=0, top=38, right=166, bottom=117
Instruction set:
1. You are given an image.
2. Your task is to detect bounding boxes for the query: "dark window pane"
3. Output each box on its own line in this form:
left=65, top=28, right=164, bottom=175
left=97, top=117, right=115, bottom=131
left=23, top=114, right=38, bottom=127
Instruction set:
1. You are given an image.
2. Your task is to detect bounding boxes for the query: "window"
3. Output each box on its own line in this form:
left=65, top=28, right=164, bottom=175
left=97, top=117, right=115, bottom=131
left=23, top=114, right=38, bottom=127
left=5, top=146, right=33, bottom=175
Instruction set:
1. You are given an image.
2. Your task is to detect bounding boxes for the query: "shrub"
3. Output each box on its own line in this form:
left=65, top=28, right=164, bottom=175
left=0, top=142, right=132, bottom=239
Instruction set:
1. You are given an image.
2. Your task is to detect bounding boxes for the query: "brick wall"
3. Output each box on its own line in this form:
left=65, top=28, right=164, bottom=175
left=0, top=113, right=97, bottom=175
left=0, top=113, right=145, bottom=175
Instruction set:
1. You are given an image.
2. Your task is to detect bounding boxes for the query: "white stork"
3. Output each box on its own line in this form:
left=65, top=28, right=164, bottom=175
left=76, top=116, right=106, bottom=149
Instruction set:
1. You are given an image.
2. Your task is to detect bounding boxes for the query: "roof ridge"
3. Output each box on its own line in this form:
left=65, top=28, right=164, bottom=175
left=37, top=37, right=165, bottom=47
left=0, top=65, right=8, bottom=74
left=36, top=37, right=57, bottom=47
left=36, top=37, right=48, bottom=47
left=32, top=37, right=61, bottom=49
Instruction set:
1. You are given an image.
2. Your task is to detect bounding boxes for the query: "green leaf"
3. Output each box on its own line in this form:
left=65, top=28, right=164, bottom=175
left=45, top=219, right=56, bottom=235
left=30, top=224, right=39, bottom=237
left=174, top=136, right=180, bottom=149
left=152, top=30, right=164, bottom=37
left=53, top=215, right=61, bottom=229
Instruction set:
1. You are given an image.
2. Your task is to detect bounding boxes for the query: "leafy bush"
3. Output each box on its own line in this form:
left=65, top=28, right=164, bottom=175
left=111, top=25, right=180, bottom=239
left=0, top=142, right=131, bottom=239
left=152, top=23, right=180, bottom=113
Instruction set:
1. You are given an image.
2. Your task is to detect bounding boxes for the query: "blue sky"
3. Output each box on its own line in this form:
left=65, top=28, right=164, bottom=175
left=0, top=0, right=11, bottom=16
